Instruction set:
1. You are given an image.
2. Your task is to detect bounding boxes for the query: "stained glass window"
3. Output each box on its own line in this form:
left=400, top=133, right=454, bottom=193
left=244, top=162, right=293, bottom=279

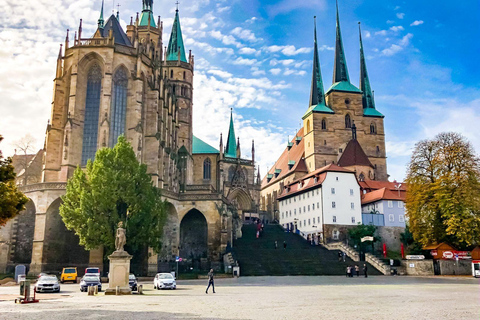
left=109, top=68, right=128, bottom=147
left=81, top=64, right=102, bottom=165
left=203, top=158, right=211, bottom=180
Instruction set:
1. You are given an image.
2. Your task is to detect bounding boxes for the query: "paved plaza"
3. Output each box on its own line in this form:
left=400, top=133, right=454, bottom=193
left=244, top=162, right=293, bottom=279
left=0, top=276, right=479, bottom=320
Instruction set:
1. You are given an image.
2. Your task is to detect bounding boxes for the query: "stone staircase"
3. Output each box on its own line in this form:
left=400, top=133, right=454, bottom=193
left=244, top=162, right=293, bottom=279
left=232, top=224, right=382, bottom=276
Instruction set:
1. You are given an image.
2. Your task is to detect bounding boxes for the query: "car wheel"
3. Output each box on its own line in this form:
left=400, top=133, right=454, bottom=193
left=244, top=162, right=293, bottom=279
left=153, top=285, right=156, bottom=289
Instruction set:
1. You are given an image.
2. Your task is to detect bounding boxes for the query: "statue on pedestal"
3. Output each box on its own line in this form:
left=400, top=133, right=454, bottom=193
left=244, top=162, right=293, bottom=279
left=115, top=221, right=126, bottom=252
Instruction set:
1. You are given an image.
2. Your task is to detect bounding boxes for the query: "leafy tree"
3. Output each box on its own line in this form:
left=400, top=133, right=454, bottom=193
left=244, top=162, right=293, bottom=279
left=406, top=132, right=480, bottom=248
left=348, top=224, right=379, bottom=249
left=400, top=225, right=423, bottom=255
left=0, top=135, right=28, bottom=226
left=59, top=136, right=167, bottom=255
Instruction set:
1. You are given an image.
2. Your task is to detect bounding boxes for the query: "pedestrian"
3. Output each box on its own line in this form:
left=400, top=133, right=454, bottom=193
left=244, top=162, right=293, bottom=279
left=346, top=266, right=351, bottom=277
left=283, top=241, right=287, bottom=249
left=363, top=264, right=368, bottom=278
left=355, top=265, right=360, bottom=277
left=345, top=266, right=349, bottom=277
left=338, top=251, right=342, bottom=262
left=206, top=269, right=215, bottom=294
left=343, top=251, right=346, bottom=262
left=275, top=240, right=278, bottom=249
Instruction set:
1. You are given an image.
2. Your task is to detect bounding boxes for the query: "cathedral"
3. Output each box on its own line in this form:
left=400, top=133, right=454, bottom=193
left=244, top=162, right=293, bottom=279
left=261, top=6, right=388, bottom=227
left=0, top=1, right=260, bottom=275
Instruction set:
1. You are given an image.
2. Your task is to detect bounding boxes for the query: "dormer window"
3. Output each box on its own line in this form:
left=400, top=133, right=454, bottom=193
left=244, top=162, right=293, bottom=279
left=314, top=177, right=318, bottom=183
left=288, top=160, right=295, bottom=170
left=274, top=169, right=281, bottom=178
left=295, top=136, right=302, bottom=145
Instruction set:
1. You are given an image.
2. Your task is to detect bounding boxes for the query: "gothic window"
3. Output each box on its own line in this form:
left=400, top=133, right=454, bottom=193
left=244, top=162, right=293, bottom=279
left=81, top=63, right=102, bottom=166
left=306, top=120, right=311, bottom=133
left=109, top=68, right=128, bottom=147
left=370, top=123, right=376, bottom=134
left=203, top=158, right=211, bottom=180
left=345, top=114, right=351, bottom=128
left=376, top=146, right=380, bottom=154
left=321, top=118, right=327, bottom=130
left=183, top=71, right=186, bottom=80
left=170, top=70, right=173, bottom=78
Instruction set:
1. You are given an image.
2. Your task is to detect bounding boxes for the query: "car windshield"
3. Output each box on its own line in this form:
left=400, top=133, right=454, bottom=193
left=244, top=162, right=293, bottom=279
left=86, top=268, right=99, bottom=273
left=40, top=276, right=57, bottom=282
left=158, top=274, right=173, bottom=279
left=64, top=268, right=76, bottom=273
left=83, top=276, right=99, bottom=282
left=129, top=275, right=136, bottom=280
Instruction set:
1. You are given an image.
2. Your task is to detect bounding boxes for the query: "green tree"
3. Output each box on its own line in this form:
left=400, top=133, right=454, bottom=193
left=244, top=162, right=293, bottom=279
left=59, top=136, right=167, bottom=255
left=406, top=132, right=480, bottom=248
left=0, top=135, right=28, bottom=226
left=348, top=224, right=379, bottom=249
left=400, top=225, right=423, bottom=255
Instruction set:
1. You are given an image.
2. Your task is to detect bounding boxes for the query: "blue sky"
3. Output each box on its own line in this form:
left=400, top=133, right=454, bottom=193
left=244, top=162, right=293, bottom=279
left=1, top=0, right=479, bottom=182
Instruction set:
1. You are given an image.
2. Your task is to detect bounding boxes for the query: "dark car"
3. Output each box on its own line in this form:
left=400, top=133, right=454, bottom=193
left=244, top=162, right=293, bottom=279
left=129, top=274, right=138, bottom=291
left=80, top=275, right=102, bottom=292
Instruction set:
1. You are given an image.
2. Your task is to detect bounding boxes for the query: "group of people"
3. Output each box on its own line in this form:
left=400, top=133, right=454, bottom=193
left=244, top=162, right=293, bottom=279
left=346, top=264, right=368, bottom=278
left=274, top=240, right=287, bottom=249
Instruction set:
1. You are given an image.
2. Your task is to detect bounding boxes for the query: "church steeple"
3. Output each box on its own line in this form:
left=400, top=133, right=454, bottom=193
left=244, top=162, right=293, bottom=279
left=166, top=7, right=187, bottom=63
left=98, top=0, right=104, bottom=29
left=139, top=0, right=156, bottom=27
left=225, top=109, right=237, bottom=158
left=359, top=23, right=384, bottom=117
left=333, top=0, right=349, bottom=83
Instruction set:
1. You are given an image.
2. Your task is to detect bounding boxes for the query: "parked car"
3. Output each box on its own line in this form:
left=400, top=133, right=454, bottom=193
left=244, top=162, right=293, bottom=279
left=37, top=272, right=48, bottom=279
left=79, top=275, right=102, bottom=292
left=60, top=267, right=77, bottom=283
left=84, top=267, right=100, bottom=278
left=35, top=275, right=60, bottom=293
left=129, top=274, right=138, bottom=291
left=153, top=273, right=176, bottom=290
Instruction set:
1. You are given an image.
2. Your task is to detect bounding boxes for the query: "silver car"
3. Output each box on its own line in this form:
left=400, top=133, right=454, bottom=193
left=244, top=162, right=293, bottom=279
left=153, top=273, right=176, bottom=290
left=35, top=275, right=60, bottom=293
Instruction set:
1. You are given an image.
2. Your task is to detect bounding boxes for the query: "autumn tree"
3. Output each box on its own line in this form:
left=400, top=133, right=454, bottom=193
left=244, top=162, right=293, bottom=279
left=13, top=134, right=36, bottom=185
left=59, top=136, right=167, bottom=256
left=0, top=135, right=28, bottom=226
left=406, top=132, right=480, bottom=248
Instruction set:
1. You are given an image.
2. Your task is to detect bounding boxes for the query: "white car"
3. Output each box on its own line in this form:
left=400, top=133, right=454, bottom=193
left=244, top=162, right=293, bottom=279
left=153, top=273, right=176, bottom=290
left=35, top=275, right=60, bottom=293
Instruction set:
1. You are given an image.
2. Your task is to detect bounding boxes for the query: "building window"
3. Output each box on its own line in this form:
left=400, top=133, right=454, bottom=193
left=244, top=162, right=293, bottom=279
left=299, top=207, right=301, bottom=214
left=170, top=70, right=173, bottom=78
left=370, top=123, right=376, bottom=134
left=336, top=177, right=339, bottom=181
left=306, top=120, right=311, bottom=133
left=304, top=206, right=306, bottom=212
left=333, top=216, right=337, bottom=223
left=304, top=220, right=306, bottom=226
left=398, top=201, right=404, bottom=208
left=82, top=63, right=102, bottom=166
left=351, top=217, right=355, bottom=223
left=109, top=68, right=128, bottom=147
left=345, top=114, right=351, bottom=128
left=203, top=158, right=211, bottom=180
left=183, top=71, right=186, bottom=79
left=317, top=202, right=319, bottom=208
left=317, top=189, right=319, bottom=195
left=321, top=118, right=327, bottom=130
left=399, top=215, right=405, bottom=222
left=313, top=217, right=315, bottom=224
left=308, top=205, right=310, bottom=211
left=388, top=201, right=393, bottom=208
left=290, top=210, right=292, bottom=217
left=307, top=192, right=309, bottom=198
left=303, top=194, right=305, bottom=199
left=331, top=188, right=335, bottom=194
left=332, top=202, right=336, bottom=208
left=289, top=198, right=291, bottom=204
left=333, top=230, right=339, bottom=240
left=350, top=189, right=354, bottom=196
left=299, top=221, right=302, bottom=227
left=308, top=219, right=311, bottom=225
left=389, top=214, right=394, bottom=222
left=282, top=212, right=284, bottom=219
left=351, top=203, right=355, bottom=209
left=294, top=209, right=296, bottom=215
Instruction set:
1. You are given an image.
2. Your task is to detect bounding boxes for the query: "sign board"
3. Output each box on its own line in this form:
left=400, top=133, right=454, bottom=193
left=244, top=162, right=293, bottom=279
left=175, top=256, right=183, bottom=262
left=441, top=251, right=471, bottom=260
left=406, top=255, right=425, bottom=260
left=409, top=263, right=415, bottom=268
left=15, top=265, right=26, bottom=283
left=361, top=236, right=374, bottom=242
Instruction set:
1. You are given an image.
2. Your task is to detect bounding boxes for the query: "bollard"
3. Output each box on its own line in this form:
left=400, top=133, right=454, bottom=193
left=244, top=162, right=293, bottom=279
left=138, top=285, right=143, bottom=295
left=115, top=286, right=120, bottom=295
left=94, top=285, right=98, bottom=295
left=88, top=286, right=94, bottom=296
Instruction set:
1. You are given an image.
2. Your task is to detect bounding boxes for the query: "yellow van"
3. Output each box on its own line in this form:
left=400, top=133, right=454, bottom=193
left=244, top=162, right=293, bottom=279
left=60, top=267, right=77, bottom=283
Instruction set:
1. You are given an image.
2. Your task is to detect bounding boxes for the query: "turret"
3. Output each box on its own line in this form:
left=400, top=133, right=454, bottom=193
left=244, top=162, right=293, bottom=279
left=64, top=29, right=69, bottom=50
left=56, top=44, right=63, bottom=78
left=252, top=139, right=255, bottom=163
left=166, top=8, right=187, bottom=63
left=225, top=109, right=237, bottom=158
left=98, top=0, right=105, bottom=29
left=236, top=137, right=241, bottom=159
left=219, top=133, right=224, bottom=160
left=78, top=19, right=83, bottom=39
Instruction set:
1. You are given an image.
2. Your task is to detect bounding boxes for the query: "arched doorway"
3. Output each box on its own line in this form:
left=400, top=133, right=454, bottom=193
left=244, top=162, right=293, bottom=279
left=157, top=202, right=179, bottom=272
left=179, top=209, right=208, bottom=270
left=12, top=200, right=35, bottom=265
left=43, top=198, right=89, bottom=271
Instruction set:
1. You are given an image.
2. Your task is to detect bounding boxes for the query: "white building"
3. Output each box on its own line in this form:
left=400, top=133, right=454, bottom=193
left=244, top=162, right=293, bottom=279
left=277, top=164, right=362, bottom=242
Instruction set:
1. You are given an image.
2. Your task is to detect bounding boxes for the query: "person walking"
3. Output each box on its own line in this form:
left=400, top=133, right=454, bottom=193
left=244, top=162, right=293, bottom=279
left=338, top=251, right=342, bottom=262
left=355, top=265, right=360, bottom=277
left=363, top=264, right=368, bottom=278
left=283, top=241, right=287, bottom=249
left=345, top=266, right=349, bottom=277
left=342, top=251, right=346, bottom=262
left=275, top=240, right=278, bottom=249
left=206, top=269, right=215, bottom=294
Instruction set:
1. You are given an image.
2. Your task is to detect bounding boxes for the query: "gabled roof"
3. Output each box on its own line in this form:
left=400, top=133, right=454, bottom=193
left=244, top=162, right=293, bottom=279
left=361, top=187, right=405, bottom=205
left=101, top=14, right=132, bottom=46
left=326, top=81, right=362, bottom=94
left=166, top=10, right=187, bottom=62
left=337, top=139, right=373, bottom=168
left=192, top=136, right=219, bottom=154
left=359, top=180, right=406, bottom=192
left=261, top=128, right=307, bottom=188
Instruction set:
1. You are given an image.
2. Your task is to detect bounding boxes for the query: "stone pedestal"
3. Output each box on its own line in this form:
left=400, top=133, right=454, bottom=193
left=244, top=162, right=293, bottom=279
left=105, top=250, right=132, bottom=295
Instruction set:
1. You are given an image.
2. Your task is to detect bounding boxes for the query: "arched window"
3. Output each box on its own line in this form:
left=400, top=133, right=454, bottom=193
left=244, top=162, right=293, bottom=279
left=170, top=70, right=173, bottom=78
left=183, top=71, right=186, bottom=80
left=306, top=120, right=311, bottom=133
left=370, top=123, right=376, bottom=134
left=109, top=68, right=128, bottom=147
left=321, top=118, right=327, bottom=130
left=203, top=158, right=211, bottom=180
left=345, top=114, right=351, bottom=128
left=81, top=63, right=102, bottom=165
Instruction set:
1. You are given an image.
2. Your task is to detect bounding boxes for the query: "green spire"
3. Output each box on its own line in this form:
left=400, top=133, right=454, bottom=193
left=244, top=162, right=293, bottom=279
left=225, top=109, right=237, bottom=158
left=359, top=23, right=384, bottom=117
left=98, top=0, right=104, bottom=29
left=166, top=9, right=188, bottom=62
left=333, top=0, right=349, bottom=83
left=139, top=0, right=156, bottom=27
left=303, top=17, right=333, bottom=119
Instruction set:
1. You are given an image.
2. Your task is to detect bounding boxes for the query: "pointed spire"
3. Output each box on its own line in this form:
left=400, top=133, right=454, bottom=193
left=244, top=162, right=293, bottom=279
left=359, top=22, right=375, bottom=110
left=252, top=139, right=255, bottom=163
left=256, top=165, right=261, bottom=185
left=333, top=0, right=349, bottom=84
left=139, top=0, right=156, bottom=27
left=236, top=137, right=241, bottom=158
left=166, top=8, right=187, bottom=63
left=225, top=109, right=237, bottom=158
left=78, top=19, right=83, bottom=39
left=219, top=133, right=224, bottom=159
left=309, top=16, right=325, bottom=107
left=64, top=29, right=69, bottom=50
left=56, top=44, right=63, bottom=78
left=98, top=0, right=104, bottom=29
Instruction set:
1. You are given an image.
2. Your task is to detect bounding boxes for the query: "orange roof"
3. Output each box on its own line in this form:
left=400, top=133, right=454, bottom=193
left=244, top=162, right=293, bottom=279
left=261, top=127, right=307, bottom=188
left=359, top=180, right=406, bottom=192
left=361, top=187, right=406, bottom=204
left=278, top=164, right=355, bottom=200
left=423, top=242, right=456, bottom=251
left=338, top=139, right=373, bottom=168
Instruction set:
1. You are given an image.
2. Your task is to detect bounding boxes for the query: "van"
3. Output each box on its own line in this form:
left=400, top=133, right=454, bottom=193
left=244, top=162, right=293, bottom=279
left=60, top=267, right=77, bottom=283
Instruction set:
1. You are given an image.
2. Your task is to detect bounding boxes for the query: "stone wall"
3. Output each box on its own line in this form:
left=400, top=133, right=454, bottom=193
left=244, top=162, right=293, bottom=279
left=438, top=260, right=471, bottom=275
left=375, top=226, right=405, bottom=252
left=401, top=259, right=434, bottom=276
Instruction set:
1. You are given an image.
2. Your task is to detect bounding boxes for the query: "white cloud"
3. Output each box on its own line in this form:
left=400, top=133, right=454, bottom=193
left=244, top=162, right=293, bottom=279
left=396, top=12, right=405, bottom=19
left=284, top=68, right=306, bottom=76
left=394, top=6, right=401, bottom=10
left=382, top=33, right=413, bottom=56
left=266, top=45, right=312, bottom=56
left=245, top=17, right=258, bottom=24
left=239, top=47, right=258, bottom=55
left=365, top=31, right=371, bottom=38
left=208, top=69, right=233, bottom=79
left=270, top=68, right=282, bottom=75
left=232, top=57, right=258, bottom=66
left=251, top=67, right=266, bottom=76
left=216, top=6, right=230, bottom=13
left=185, top=38, right=234, bottom=56
left=410, top=20, right=424, bottom=26
left=375, top=30, right=388, bottom=36
left=231, top=27, right=261, bottom=42
left=389, top=26, right=404, bottom=32
left=210, top=30, right=243, bottom=48
left=386, top=20, right=395, bottom=24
